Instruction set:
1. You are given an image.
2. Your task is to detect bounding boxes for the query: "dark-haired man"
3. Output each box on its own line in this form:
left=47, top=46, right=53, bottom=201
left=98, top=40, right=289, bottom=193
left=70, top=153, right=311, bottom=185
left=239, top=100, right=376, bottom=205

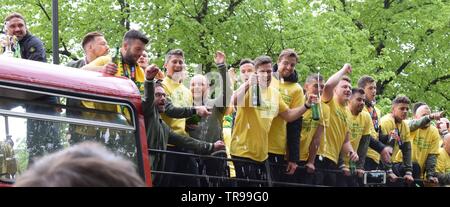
left=83, top=29, right=149, bottom=95
left=230, top=55, right=314, bottom=186
left=379, top=96, right=414, bottom=186
left=339, top=88, right=392, bottom=186
left=358, top=75, right=383, bottom=170
left=267, top=49, right=304, bottom=184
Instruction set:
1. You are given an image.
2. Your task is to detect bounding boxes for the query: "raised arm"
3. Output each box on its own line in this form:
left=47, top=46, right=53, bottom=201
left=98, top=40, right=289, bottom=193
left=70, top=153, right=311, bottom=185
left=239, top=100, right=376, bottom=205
left=322, top=64, right=352, bottom=103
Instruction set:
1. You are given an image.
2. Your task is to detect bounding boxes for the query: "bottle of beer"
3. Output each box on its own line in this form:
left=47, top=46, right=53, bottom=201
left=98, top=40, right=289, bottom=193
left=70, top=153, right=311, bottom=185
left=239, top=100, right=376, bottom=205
left=311, top=103, right=320, bottom=121
left=394, top=128, right=402, bottom=146
left=349, top=160, right=356, bottom=175
left=112, top=47, right=120, bottom=64
left=186, top=114, right=201, bottom=125
left=251, top=74, right=260, bottom=107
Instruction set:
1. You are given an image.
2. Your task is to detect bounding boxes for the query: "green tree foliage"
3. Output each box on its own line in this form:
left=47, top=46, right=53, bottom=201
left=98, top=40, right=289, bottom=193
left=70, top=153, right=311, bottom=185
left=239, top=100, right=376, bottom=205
left=0, top=0, right=448, bottom=112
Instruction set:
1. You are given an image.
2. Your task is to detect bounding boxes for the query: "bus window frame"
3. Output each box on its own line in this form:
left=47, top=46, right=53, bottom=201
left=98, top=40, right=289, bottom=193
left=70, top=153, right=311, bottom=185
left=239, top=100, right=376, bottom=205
left=0, top=81, right=147, bottom=182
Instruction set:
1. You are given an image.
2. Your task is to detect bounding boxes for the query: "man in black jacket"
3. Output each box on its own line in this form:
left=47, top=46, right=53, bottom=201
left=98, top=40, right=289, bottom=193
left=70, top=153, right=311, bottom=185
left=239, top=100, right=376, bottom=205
left=4, top=12, right=46, bottom=62
left=4, top=13, right=61, bottom=163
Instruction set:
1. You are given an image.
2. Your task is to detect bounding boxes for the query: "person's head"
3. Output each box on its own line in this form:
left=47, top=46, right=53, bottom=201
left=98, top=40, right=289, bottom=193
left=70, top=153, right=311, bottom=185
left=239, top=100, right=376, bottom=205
left=358, top=75, right=377, bottom=102
left=137, top=50, right=149, bottom=68
left=438, top=118, right=449, bottom=132
left=254, top=55, right=273, bottom=87
left=304, top=74, right=324, bottom=96
left=277, top=49, right=298, bottom=78
left=334, top=76, right=352, bottom=104
left=81, top=32, right=109, bottom=59
left=4, top=13, right=27, bottom=40
left=154, top=80, right=167, bottom=113
left=239, top=58, right=255, bottom=83
left=412, top=102, right=430, bottom=119
left=164, top=49, right=185, bottom=77
left=391, top=96, right=410, bottom=122
left=349, top=88, right=366, bottom=115
left=14, top=142, right=145, bottom=187
left=443, top=134, right=450, bottom=154
left=122, top=30, right=149, bottom=65
left=190, top=74, right=208, bottom=104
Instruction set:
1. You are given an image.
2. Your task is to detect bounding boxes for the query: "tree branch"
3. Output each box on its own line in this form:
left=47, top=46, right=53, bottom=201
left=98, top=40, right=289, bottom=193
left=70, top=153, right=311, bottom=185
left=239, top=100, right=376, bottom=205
left=195, top=0, right=209, bottom=24
left=36, top=0, right=74, bottom=59
left=118, top=0, right=130, bottom=30
left=424, top=74, right=450, bottom=91
left=218, top=0, right=244, bottom=23
left=377, top=60, right=411, bottom=95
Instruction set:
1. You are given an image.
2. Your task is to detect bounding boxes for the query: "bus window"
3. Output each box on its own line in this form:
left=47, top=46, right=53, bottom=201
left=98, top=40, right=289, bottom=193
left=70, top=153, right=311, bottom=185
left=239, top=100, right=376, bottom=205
left=0, top=85, right=138, bottom=181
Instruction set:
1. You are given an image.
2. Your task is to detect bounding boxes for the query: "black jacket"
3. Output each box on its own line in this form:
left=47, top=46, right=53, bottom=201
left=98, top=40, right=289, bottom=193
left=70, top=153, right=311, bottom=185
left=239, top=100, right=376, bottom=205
left=18, top=32, right=46, bottom=62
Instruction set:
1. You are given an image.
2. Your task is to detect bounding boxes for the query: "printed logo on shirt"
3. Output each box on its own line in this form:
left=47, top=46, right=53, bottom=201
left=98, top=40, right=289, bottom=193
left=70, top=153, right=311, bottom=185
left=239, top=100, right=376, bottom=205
left=279, top=91, right=292, bottom=105
left=350, top=123, right=363, bottom=142
left=335, top=108, right=349, bottom=125
left=413, top=136, right=432, bottom=150
left=303, top=118, right=320, bottom=133
left=29, top=47, right=35, bottom=53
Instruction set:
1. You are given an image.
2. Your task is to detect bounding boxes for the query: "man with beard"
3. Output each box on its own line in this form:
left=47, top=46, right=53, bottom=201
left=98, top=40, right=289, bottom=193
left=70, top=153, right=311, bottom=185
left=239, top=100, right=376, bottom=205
left=143, top=66, right=225, bottom=186
left=83, top=29, right=148, bottom=95
left=4, top=13, right=60, bottom=163
left=267, top=49, right=304, bottom=185
left=3, top=12, right=46, bottom=61
left=338, top=88, right=392, bottom=186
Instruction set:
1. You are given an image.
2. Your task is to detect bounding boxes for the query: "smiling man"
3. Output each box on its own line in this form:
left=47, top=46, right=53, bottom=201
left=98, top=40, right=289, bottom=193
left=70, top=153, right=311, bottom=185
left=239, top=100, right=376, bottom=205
left=4, top=12, right=46, bottom=62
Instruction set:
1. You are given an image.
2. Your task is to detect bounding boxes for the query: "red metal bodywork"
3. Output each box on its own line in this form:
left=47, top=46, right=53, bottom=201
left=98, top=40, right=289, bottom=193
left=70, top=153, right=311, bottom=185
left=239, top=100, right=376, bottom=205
left=0, top=57, right=152, bottom=186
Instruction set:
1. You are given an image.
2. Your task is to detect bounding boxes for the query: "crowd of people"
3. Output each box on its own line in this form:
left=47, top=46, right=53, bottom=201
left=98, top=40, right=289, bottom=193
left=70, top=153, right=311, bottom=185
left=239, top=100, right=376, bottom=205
left=1, top=12, right=449, bottom=187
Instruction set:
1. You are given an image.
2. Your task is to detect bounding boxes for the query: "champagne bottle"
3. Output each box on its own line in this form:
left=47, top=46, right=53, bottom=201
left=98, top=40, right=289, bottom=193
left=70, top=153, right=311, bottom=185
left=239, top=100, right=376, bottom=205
left=3, top=35, right=13, bottom=57
left=311, top=103, right=320, bottom=121
left=251, top=75, right=260, bottom=107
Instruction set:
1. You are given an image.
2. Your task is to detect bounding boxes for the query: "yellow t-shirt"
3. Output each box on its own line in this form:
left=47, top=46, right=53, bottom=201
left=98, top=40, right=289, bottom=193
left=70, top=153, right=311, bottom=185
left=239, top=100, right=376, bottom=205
left=317, top=97, right=351, bottom=164
left=86, top=55, right=145, bottom=96
left=343, top=111, right=373, bottom=165
left=408, top=123, right=441, bottom=177
left=299, top=103, right=330, bottom=161
left=230, top=86, right=289, bottom=162
left=161, top=76, right=193, bottom=137
left=379, top=114, right=411, bottom=163
left=436, top=147, right=450, bottom=175
left=268, top=77, right=304, bottom=155
left=364, top=105, right=382, bottom=163
left=82, top=55, right=145, bottom=123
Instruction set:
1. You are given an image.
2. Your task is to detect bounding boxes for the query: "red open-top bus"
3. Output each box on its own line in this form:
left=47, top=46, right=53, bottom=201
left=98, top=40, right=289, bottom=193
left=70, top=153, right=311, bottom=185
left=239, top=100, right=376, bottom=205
left=0, top=57, right=152, bottom=186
